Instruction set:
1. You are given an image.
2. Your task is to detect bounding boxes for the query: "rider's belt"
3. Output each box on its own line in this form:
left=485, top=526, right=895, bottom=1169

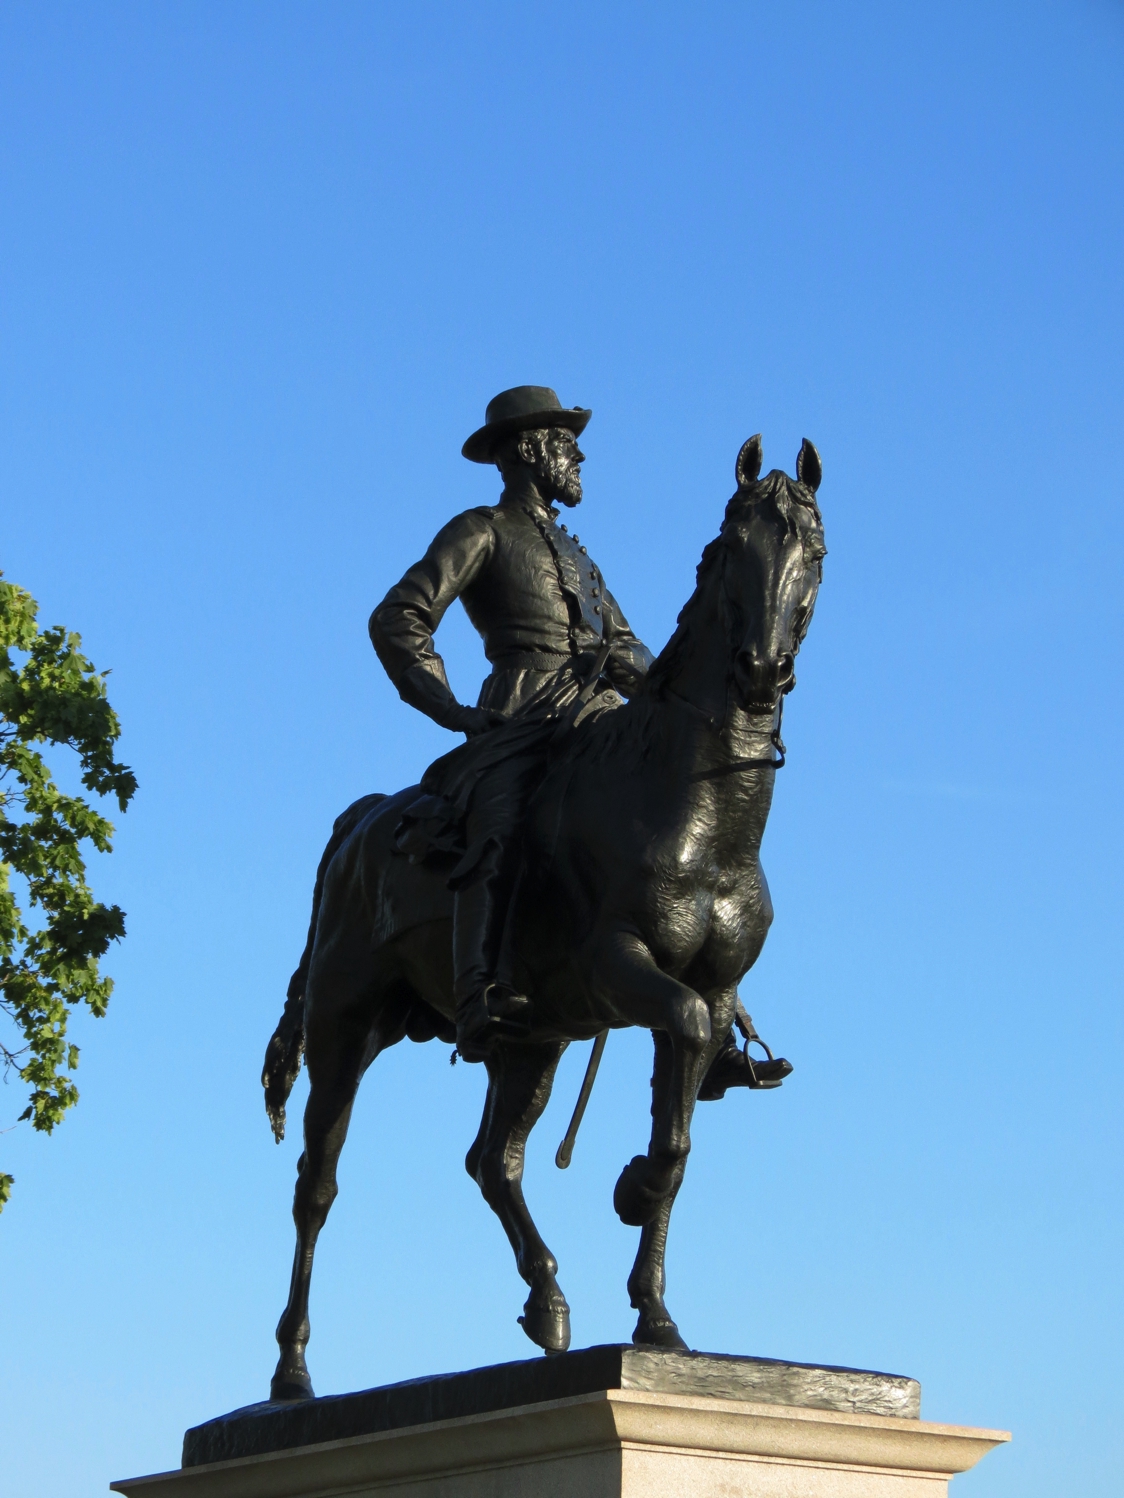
left=489, top=650, right=577, bottom=672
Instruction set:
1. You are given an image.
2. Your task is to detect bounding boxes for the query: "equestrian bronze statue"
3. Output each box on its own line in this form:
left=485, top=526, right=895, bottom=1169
left=262, top=387, right=825, bottom=1402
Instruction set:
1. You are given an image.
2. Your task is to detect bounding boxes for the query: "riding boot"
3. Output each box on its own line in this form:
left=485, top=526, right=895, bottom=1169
left=452, top=866, right=530, bottom=1061
left=697, top=1024, right=793, bottom=1100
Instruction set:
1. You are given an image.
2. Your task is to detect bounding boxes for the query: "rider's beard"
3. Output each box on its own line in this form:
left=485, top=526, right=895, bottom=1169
left=540, top=454, right=583, bottom=508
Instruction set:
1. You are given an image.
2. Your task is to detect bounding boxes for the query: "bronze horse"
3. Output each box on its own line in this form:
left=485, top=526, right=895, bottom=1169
left=262, top=435, right=825, bottom=1400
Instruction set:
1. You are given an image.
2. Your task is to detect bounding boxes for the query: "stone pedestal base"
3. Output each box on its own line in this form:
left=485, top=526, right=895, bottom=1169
left=111, top=1348, right=1008, bottom=1497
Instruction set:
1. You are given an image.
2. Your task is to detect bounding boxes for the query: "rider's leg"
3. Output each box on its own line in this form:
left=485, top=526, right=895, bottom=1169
left=451, top=755, right=541, bottom=1059
left=696, top=1024, right=747, bottom=1100
left=452, top=841, right=528, bottom=1058
left=697, top=1000, right=793, bottom=1100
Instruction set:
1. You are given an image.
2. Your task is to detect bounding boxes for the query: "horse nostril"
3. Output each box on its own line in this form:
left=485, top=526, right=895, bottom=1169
left=776, top=654, right=794, bottom=683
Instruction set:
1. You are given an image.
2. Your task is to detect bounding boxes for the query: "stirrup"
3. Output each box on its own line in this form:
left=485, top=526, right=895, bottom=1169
left=735, top=1002, right=791, bottom=1089
left=486, top=982, right=531, bottom=1022
left=455, top=983, right=531, bottom=1061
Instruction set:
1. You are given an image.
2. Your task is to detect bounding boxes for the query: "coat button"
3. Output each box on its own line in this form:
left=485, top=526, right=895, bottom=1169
left=591, top=588, right=600, bottom=597
left=579, top=546, right=587, bottom=554
left=593, top=604, right=601, bottom=614
left=560, top=524, right=567, bottom=531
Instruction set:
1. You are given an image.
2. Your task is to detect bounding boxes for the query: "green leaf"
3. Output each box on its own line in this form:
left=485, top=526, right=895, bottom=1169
left=0, top=572, right=136, bottom=1213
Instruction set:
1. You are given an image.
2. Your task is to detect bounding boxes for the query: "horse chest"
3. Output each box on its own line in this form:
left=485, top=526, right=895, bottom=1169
left=656, top=787, right=762, bottom=894
left=646, top=825, right=765, bottom=968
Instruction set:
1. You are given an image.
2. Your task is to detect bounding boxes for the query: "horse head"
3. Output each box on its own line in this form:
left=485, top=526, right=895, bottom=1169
left=720, top=434, right=826, bottom=714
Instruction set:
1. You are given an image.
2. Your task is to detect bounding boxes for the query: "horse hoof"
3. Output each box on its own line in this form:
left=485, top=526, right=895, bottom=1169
left=270, top=1364, right=315, bottom=1402
left=614, top=1155, right=665, bottom=1227
left=518, top=1294, right=571, bottom=1354
left=633, top=1315, right=689, bottom=1350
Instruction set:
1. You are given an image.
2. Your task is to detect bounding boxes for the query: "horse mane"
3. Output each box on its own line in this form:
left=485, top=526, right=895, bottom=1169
left=641, top=534, right=726, bottom=698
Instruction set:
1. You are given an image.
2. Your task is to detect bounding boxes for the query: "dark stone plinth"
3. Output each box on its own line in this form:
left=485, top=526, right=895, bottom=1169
left=183, top=1345, right=920, bottom=1468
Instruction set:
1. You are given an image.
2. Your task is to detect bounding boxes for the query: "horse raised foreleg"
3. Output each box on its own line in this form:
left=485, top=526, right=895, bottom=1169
left=592, top=930, right=711, bottom=1229
left=465, top=1039, right=570, bottom=1354
left=271, top=990, right=404, bottom=1401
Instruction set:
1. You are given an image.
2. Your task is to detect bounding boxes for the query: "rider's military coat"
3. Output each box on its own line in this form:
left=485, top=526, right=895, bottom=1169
left=370, top=494, right=653, bottom=723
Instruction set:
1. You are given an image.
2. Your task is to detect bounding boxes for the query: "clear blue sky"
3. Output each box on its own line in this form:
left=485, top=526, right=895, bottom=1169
left=2, top=3, right=1121, bottom=1494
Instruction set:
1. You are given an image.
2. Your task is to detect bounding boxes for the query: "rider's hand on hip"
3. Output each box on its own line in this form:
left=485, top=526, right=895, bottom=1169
left=446, top=705, right=506, bottom=737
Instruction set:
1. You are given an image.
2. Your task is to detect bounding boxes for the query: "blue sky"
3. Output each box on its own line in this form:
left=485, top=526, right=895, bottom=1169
left=1, top=3, right=1122, bottom=1494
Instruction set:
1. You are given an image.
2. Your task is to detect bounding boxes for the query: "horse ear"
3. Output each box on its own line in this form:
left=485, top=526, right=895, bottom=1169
left=735, top=434, right=763, bottom=489
left=796, top=439, right=822, bottom=492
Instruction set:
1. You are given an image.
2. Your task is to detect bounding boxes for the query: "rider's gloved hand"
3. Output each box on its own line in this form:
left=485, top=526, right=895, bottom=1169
left=395, top=666, right=504, bottom=736
left=445, top=704, right=506, bottom=737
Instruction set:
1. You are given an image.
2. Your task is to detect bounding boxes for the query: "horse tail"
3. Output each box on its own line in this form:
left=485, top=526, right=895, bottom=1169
left=262, top=793, right=388, bottom=1142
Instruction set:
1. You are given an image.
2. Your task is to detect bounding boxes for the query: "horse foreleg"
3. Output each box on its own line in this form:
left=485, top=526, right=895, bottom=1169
left=624, top=1014, right=727, bottom=1349
left=628, top=1197, right=687, bottom=1348
left=465, top=1039, right=570, bottom=1353
left=621, top=1031, right=685, bottom=1347
left=271, top=997, right=398, bottom=1401
left=592, top=931, right=711, bottom=1228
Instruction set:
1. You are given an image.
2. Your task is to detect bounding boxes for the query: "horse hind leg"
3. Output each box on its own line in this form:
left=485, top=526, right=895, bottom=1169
left=466, top=1039, right=570, bottom=1354
left=271, top=976, right=408, bottom=1401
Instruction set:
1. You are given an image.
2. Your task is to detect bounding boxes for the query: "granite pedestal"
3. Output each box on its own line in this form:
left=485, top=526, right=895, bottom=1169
left=111, top=1346, right=1008, bottom=1497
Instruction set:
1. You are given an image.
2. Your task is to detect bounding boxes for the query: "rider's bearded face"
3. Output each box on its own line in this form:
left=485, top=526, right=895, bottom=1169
left=529, top=428, right=584, bottom=508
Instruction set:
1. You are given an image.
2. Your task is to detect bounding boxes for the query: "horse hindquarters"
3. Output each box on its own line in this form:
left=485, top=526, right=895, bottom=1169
left=263, top=792, right=391, bottom=1144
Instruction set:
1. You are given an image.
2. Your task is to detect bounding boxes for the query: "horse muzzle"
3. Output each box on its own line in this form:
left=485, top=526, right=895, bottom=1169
left=732, top=648, right=794, bottom=712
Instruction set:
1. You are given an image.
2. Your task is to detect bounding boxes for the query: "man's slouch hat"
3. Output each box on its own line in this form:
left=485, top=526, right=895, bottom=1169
left=462, top=385, right=591, bottom=464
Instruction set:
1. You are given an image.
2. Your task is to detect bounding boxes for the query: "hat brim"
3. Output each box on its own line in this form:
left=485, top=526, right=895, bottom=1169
left=462, top=406, right=591, bottom=464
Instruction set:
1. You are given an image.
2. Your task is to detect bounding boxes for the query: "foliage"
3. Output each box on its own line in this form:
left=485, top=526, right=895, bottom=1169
left=0, top=575, right=136, bottom=1211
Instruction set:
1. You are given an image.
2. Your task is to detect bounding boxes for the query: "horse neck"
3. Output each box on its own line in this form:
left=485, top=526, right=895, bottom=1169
left=651, top=598, right=779, bottom=767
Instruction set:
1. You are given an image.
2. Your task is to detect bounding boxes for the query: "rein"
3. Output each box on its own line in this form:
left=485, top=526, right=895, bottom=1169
left=689, top=748, right=785, bottom=780
left=664, top=687, right=788, bottom=778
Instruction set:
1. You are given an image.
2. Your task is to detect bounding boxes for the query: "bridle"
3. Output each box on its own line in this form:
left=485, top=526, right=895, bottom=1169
left=667, top=502, right=817, bottom=779
left=664, top=684, right=789, bottom=779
